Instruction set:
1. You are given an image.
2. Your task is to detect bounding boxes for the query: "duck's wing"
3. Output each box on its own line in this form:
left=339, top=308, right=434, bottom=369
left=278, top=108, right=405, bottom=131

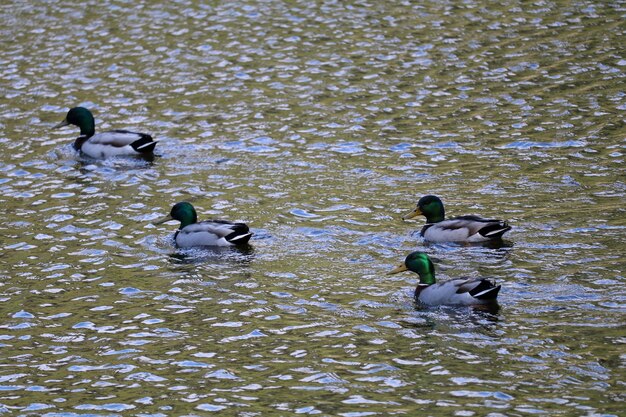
left=80, top=130, right=156, bottom=157
left=454, top=277, right=501, bottom=300
left=117, top=131, right=156, bottom=153
left=423, top=215, right=511, bottom=242
left=176, top=220, right=252, bottom=247
left=418, top=278, right=500, bottom=305
left=88, top=130, right=149, bottom=146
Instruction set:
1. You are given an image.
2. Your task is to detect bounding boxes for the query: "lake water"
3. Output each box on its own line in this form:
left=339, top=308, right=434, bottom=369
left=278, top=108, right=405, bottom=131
left=0, top=1, right=624, bottom=415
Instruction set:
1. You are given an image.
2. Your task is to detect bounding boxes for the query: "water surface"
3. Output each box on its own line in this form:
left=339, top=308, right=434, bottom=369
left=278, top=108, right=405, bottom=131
left=0, top=1, right=624, bottom=415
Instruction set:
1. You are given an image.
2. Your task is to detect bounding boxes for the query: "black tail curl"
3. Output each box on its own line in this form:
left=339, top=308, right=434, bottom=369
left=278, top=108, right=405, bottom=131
left=225, top=223, right=253, bottom=245
left=131, top=134, right=157, bottom=154
left=469, top=279, right=501, bottom=300
left=479, top=221, right=511, bottom=239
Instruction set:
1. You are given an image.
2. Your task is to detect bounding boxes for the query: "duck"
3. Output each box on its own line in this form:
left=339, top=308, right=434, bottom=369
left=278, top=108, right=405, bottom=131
left=402, top=195, right=511, bottom=243
left=153, top=202, right=252, bottom=247
left=388, top=251, right=501, bottom=306
left=53, top=107, right=157, bottom=159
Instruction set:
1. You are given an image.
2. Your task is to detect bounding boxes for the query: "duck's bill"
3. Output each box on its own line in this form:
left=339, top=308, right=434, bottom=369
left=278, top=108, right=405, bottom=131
left=387, top=264, right=409, bottom=275
left=53, top=119, right=69, bottom=129
left=401, top=207, right=422, bottom=220
left=152, top=214, right=173, bottom=225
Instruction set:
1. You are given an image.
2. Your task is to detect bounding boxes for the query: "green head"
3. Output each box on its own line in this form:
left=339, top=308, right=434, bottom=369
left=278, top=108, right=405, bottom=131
left=388, top=251, right=436, bottom=285
left=153, top=202, right=198, bottom=229
left=403, top=195, right=445, bottom=223
left=54, top=107, right=96, bottom=137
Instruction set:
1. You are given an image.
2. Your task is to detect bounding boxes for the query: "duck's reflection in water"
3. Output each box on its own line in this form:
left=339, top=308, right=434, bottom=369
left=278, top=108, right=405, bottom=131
left=168, top=244, right=255, bottom=266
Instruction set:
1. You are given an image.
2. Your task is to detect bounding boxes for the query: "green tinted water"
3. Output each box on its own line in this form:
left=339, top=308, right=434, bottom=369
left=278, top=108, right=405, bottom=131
left=0, top=1, right=624, bottom=415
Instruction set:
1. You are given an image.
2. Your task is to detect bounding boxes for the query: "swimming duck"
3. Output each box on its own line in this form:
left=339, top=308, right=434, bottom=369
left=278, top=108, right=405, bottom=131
left=402, top=195, right=511, bottom=243
left=153, top=202, right=252, bottom=247
left=388, top=251, right=501, bottom=306
left=53, top=107, right=157, bottom=159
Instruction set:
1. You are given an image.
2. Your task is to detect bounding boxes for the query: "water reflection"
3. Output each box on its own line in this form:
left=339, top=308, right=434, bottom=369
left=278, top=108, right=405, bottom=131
left=398, top=300, right=501, bottom=330
left=1, top=0, right=624, bottom=415
left=419, top=237, right=515, bottom=250
left=167, top=244, right=255, bottom=265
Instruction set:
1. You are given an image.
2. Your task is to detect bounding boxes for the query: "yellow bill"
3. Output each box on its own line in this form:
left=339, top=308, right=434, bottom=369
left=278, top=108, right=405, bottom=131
left=388, top=264, right=409, bottom=275
left=53, top=119, right=69, bottom=129
left=152, top=214, right=173, bottom=225
left=402, top=207, right=422, bottom=220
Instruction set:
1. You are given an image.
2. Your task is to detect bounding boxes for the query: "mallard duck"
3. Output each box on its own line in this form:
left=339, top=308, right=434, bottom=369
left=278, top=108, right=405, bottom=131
left=388, top=251, right=501, bottom=306
left=153, top=202, right=252, bottom=247
left=53, top=107, right=157, bottom=159
left=402, top=195, right=511, bottom=243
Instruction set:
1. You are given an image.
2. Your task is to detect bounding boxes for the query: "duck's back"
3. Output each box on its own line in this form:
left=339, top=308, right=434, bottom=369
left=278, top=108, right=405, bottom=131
left=418, top=278, right=500, bottom=306
left=175, top=221, right=252, bottom=247
left=422, top=215, right=510, bottom=243
left=79, top=130, right=156, bottom=158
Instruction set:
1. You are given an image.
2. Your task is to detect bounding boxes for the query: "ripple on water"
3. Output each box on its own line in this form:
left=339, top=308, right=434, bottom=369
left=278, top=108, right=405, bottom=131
left=1, top=1, right=625, bottom=416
